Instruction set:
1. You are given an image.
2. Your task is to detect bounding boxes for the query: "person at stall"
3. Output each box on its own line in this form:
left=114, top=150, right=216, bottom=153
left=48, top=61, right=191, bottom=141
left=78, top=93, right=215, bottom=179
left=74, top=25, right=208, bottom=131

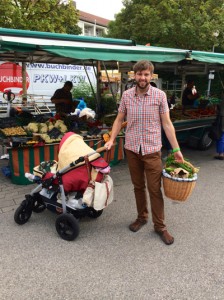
left=101, top=82, right=110, bottom=95
left=105, top=60, right=184, bottom=245
left=214, top=95, right=224, bottom=160
left=51, top=81, right=77, bottom=116
left=182, top=79, right=200, bottom=114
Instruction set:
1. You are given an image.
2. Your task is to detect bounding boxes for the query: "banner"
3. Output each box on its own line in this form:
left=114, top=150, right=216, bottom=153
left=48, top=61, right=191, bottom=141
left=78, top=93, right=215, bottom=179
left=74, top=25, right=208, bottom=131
left=0, top=62, right=96, bottom=99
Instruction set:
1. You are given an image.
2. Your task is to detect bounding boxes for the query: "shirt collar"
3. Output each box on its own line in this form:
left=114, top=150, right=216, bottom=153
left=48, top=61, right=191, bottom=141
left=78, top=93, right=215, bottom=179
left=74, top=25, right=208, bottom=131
left=134, top=85, right=151, bottom=96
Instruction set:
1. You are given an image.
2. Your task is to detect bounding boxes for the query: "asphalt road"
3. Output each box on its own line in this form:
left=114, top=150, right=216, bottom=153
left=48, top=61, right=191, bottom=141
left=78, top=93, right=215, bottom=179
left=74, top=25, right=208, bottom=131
left=0, top=144, right=224, bottom=300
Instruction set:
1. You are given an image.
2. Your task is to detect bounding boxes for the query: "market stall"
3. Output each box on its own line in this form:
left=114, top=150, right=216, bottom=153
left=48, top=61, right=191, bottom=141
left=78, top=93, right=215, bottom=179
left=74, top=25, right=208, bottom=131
left=169, top=100, right=218, bottom=150
left=0, top=112, right=125, bottom=185
left=7, top=136, right=124, bottom=185
left=1, top=28, right=224, bottom=184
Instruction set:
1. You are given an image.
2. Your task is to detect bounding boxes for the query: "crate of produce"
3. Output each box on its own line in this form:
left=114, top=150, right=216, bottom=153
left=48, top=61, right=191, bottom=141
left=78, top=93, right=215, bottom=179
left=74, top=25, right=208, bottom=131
left=0, top=117, right=19, bottom=129
left=10, top=136, right=35, bottom=147
left=0, top=126, right=27, bottom=137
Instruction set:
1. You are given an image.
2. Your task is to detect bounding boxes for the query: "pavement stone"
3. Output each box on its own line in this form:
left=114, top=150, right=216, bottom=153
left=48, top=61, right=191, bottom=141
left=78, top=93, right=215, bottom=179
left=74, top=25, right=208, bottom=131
left=1, top=144, right=224, bottom=299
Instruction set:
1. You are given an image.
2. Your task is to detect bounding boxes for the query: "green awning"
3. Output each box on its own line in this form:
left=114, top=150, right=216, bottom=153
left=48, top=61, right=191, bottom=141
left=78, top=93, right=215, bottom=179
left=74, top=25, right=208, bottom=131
left=42, top=45, right=187, bottom=63
left=0, top=28, right=224, bottom=66
left=0, top=28, right=187, bottom=64
left=191, top=51, right=224, bottom=64
left=0, top=27, right=135, bottom=46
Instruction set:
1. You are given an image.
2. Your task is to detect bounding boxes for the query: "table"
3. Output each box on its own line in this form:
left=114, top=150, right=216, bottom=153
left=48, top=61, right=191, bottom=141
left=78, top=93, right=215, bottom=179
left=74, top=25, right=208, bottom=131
left=7, top=136, right=124, bottom=185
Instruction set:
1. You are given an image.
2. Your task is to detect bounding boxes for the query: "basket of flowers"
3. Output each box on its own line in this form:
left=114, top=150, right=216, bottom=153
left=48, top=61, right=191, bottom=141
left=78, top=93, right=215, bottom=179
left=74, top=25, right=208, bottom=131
left=162, top=155, right=199, bottom=202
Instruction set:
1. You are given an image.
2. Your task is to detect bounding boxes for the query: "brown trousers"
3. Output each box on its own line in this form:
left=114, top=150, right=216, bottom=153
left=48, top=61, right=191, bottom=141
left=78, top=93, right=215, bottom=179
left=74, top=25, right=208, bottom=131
left=125, top=149, right=166, bottom=231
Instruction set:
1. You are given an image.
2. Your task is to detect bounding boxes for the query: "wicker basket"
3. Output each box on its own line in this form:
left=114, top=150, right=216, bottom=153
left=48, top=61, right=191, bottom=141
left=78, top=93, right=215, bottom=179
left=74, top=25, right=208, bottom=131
left=162, top=160, right=197, bottom=202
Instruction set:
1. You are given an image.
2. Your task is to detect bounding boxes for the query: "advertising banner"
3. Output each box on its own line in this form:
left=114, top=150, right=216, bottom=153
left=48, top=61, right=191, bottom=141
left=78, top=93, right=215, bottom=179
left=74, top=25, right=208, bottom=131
left=0, top=62, right=96, bottom=100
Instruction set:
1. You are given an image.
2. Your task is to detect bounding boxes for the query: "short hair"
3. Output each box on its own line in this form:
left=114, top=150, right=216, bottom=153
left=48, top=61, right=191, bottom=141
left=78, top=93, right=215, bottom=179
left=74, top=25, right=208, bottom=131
left=64, top=81, right=73, bottom=88
left=133, top=60, right=154, bottom=74
left=187, top=79, right=194, bottom=85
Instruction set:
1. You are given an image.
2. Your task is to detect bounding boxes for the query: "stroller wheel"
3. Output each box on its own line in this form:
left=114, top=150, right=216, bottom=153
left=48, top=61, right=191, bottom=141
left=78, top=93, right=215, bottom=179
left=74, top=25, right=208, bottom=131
left=87, top=208, right=103, bottom=219
left=55, top=214, right=79, bottom=241
left=32, top=196, right=46, bottom=213
left=14, top=200, right=32, bottom=225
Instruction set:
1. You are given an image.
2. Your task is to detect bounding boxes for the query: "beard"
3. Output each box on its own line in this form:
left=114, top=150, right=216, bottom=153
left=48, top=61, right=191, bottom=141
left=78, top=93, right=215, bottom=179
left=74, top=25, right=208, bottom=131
left=136, top=80, right=150, bottom=90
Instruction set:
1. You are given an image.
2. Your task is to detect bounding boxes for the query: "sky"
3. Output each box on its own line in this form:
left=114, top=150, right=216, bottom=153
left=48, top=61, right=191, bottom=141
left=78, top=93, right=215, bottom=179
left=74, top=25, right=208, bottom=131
left=74, top=0, right=124, bottom=20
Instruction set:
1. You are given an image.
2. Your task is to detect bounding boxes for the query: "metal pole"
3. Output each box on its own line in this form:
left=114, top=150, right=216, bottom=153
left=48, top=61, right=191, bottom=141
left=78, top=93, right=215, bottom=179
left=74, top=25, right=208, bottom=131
left=82, top=61, right=97, bottom=100
left=102, top=61, right=116, bottom=102
left=96, top=61, right=101, bottom=115
left=22, top=62, right=27, bottom=97
left=207, top=79, right=211, bottom=97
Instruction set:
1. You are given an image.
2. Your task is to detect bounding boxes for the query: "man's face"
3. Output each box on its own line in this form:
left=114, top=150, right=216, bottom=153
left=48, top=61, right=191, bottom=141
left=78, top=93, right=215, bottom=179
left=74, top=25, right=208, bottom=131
left=134, top=69, right=152, bottom=90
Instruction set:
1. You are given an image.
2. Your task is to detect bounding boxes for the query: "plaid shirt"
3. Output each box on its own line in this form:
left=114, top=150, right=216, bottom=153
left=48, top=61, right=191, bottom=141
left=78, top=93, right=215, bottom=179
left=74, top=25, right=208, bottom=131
left=119, top=85, right=169, bottom=155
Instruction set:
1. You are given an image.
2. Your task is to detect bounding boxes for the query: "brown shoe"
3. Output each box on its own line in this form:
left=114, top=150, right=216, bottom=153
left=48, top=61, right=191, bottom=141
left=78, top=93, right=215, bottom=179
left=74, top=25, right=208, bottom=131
left=155, top=230, right=174, bottom=245
left=129, top=219, right=147, bottom=232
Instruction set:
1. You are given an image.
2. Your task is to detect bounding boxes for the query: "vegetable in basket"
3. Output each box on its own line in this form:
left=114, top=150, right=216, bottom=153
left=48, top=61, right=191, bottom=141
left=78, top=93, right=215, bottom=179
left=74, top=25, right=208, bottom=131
left=165, top=154, right=199, bottom=178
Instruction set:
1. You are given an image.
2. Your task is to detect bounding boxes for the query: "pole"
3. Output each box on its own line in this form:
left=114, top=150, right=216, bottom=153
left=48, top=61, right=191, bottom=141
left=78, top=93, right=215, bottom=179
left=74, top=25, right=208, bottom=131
left=102, top=61, right=116, bottom=102
left=96, top=61, right=101, bottom=116
left=207, top=80, right=211, bottom=97
left=22, top=62, right=27, bottom=97
left=180, top=72, right=186, bottom=101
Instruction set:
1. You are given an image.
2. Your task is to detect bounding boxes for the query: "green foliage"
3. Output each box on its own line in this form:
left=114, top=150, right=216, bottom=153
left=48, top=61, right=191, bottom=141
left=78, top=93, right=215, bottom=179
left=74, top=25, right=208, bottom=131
left=72, top=81, right=97, bottom=110
left=0, top=0, right=81, bottom=34
left=100, top=97, right=117, bottom=115
left=107, top=0, right=224, bottom=51
left=72, top=81, right=117, bottom=116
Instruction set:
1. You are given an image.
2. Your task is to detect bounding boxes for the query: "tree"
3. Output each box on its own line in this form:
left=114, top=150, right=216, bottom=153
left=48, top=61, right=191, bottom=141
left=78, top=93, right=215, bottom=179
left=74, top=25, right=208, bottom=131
left=107, top=0, right=224, bottom=51
left=0, top=0, right=81, bottom=34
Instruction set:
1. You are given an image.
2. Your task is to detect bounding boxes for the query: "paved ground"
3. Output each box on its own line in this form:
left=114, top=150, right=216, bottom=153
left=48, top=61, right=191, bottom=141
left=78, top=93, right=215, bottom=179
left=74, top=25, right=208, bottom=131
left=1, top=144, right=224, bottom=300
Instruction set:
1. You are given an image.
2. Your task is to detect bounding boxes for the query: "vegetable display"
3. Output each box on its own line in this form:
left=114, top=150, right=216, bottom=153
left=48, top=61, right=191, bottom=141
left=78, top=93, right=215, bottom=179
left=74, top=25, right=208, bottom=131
left=0, top=126, right=27, bottom=136
left=164, top=154, right=199, bottom=179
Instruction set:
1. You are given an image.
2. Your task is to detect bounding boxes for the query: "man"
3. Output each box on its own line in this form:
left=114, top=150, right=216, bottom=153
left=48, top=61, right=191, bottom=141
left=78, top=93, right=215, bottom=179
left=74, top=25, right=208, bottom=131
left=182, top=79, right=200, bottom=114
left=51, top=81, right=76, bottom=115
left=105, top=60, right=183, bottom=245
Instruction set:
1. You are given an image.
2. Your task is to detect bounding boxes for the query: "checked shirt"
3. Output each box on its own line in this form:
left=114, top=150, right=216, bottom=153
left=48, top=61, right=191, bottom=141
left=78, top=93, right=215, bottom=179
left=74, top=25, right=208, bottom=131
left=118, top=85, right=169, bottom=155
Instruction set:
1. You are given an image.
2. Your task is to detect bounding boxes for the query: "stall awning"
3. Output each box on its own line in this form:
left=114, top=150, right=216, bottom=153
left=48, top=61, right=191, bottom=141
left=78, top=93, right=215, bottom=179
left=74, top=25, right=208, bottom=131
left=191, top=51, right=224, bottom=64
left=0, top=28, right=187, bottom=64
left=1, top=28, right=224, bottom=68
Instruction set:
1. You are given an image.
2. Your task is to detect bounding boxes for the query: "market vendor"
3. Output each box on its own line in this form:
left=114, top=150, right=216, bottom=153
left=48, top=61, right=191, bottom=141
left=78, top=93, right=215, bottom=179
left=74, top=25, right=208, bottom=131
left=51, top=81, right=77, bottom=115
left=182, top=79, right=200, bottom=114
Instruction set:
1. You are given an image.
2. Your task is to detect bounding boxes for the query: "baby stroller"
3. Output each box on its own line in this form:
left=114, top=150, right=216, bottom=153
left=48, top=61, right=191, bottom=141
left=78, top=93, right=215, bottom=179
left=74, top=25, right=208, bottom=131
left=14, top=133, right=113, bottom=241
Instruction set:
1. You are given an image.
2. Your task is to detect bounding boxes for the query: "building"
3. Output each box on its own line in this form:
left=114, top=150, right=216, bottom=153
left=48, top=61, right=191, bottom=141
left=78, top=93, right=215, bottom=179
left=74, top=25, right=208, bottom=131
left=78, top=10, right=110, bottom=37
left=60, top=1, right=110, bottom=37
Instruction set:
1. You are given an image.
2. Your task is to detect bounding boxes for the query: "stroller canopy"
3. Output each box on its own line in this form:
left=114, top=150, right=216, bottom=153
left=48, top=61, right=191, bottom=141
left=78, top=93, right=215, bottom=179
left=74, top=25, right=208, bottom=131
left=58, top=133, right=101, bottom=171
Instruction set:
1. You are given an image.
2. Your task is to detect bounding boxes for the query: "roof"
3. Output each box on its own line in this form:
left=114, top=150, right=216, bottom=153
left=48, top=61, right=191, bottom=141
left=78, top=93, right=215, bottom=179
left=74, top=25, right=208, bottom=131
left=78, top=10, right=110, bottom=27
left=0, top=28, right=224, bottom=73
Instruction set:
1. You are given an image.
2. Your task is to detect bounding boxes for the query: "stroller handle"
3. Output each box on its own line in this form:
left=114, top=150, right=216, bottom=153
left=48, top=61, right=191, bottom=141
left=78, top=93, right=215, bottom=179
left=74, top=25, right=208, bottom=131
left=95, top=143, right=116, bottom=154
left=66, top=143, right=116, bottom=169
left=55, top=144, right=117, bottom=174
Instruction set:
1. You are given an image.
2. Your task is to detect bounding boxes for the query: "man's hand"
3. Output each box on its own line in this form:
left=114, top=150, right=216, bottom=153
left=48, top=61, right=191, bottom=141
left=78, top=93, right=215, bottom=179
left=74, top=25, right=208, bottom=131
left=105, top=140, right=114, bottom=150
left=174, top=151, right=184, bottom=163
